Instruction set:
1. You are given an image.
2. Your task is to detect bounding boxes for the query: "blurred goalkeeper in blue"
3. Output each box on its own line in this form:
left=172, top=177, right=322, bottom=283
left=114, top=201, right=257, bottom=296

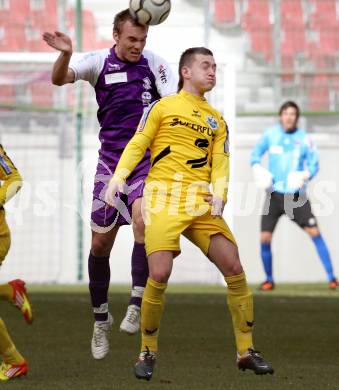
left=250, top=101, right=338, bottom=290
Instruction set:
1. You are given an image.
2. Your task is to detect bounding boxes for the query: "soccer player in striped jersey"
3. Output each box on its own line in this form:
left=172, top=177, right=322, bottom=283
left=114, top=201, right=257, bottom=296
left=106, top=47, right=273, bottom=380
left=0, top=144, right=33, bottom=381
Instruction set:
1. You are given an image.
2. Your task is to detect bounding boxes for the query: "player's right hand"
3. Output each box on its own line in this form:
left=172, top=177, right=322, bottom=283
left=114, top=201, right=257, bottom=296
left=42, top=31, right=73, bottom=54
left=104, top=178, right=125, bottom=207
left=287, top=170, right=310, bottom=190
left=252, top=163, right=273, bottom=190
left=204, top=195, right=225, bottom=218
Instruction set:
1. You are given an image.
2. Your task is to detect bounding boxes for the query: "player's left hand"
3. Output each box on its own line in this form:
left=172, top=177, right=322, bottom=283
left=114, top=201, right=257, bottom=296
left=287, top=170, right=310, bottom=190
left=204, top=195, right=225, bottom=217
left=104, top=177, right=125, bottom=207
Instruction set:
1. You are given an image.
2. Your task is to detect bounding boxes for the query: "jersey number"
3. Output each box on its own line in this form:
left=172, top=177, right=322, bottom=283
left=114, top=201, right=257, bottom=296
left=186, top=138, right=209, bottom=169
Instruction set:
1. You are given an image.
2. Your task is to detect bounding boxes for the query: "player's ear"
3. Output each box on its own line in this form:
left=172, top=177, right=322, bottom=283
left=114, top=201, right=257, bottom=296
left=181, top=66, right=191, bottom=80
left=113, top=30, right=119, bottom=43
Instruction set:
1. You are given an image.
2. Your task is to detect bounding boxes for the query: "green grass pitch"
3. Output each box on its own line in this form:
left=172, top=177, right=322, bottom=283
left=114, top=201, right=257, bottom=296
left=2, top=284, right=339, bottom=389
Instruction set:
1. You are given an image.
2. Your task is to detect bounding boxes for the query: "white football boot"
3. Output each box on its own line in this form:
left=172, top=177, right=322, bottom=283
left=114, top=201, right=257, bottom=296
left=119, top=304, right=141, bottom=334
left=91, top=312, right=113, bottom=359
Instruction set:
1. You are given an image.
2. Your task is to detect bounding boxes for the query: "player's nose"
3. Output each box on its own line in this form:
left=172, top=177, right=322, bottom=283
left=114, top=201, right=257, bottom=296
left=133, top=41, right=143, bottom=51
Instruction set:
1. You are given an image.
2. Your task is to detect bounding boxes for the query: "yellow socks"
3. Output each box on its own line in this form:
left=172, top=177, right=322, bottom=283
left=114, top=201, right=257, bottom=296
left=140, top=274, right=252, bottom=356
left=141, top=278, right=167, bottom=354
left=225, top=272, right=254, bottom=356
left=0, top=318, right=24, bottom=365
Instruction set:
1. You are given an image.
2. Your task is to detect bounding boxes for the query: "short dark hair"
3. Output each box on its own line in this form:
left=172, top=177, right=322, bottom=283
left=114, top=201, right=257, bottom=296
left=113, top=9, right=145, bottom=34
left=279, top=101, right=300, bottom=120
left=177, top=47, right=214, bottom=91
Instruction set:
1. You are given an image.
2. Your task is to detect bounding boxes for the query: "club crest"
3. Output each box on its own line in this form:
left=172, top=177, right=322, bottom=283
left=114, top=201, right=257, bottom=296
left=206, top=116, right=218, bottom=130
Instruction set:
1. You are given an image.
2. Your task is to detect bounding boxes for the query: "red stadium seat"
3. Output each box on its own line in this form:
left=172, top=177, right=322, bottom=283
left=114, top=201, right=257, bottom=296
left=309, top=0, right=337, bottom=29
left=0, top=22, right=25, bottom=51
left=25, top=0, right=57, bottom=51
left=281, top=0, right=304, bottom=29
left=0, top=0, right=26, bottom=51
left=281, top=0, right=305, bottom=68
left=308, top=0, right=338, bottom=57
left=67, top=9, right=97, bottom=51
left=214, top=0, right=236, bottom=24
left=0, top=0, right=106, bottom=52
left=0, top=85, right=16, bottom=105
left=241, top=0, right=272, bottom=61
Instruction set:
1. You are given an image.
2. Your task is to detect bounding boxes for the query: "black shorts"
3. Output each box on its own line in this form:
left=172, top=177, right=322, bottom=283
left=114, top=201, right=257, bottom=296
left=261, top=191, right=317, bottom=233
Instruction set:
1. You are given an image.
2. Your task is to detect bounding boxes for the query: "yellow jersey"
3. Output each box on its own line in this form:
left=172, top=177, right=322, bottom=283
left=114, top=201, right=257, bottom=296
left=0, top=145, right=22, bottom=207
left=113, top=90, right=230, bottom=204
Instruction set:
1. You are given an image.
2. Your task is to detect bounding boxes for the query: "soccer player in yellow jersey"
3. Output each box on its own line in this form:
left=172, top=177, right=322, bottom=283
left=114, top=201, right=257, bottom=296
left=105, top=47, right=274, bottom=380
left=0, top=144, right=33, bottom=381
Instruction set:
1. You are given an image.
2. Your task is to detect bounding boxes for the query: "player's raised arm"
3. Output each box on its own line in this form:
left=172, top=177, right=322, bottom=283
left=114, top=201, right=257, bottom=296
left=0, top=145, right=23, bottom=206
left=42, top=31, right=75, bottom=85
left=105, top=100, right=162, bottom=206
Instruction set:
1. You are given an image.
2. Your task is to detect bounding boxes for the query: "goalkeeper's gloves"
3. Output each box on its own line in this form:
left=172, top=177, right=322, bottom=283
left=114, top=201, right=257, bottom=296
left=252, top=163, right=273, bottom=190
left=287, top=170, right=310, bottom=190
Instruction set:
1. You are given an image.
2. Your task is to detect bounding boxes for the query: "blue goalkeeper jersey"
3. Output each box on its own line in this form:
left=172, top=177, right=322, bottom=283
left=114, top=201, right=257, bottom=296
left=250, top=123, right=319, bottom=194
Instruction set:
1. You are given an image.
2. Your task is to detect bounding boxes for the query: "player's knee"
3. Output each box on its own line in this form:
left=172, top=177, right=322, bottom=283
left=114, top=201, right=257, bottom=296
left=261, top=232, right=272, bottom=244
left=132, top=215, right=145, bottom=241
left=149, top=269, right=171, bottom=284
left=304, top=226, right=319, bottom=237
left=91, top=237, right=112, bottom=257
left=228, top=262, right=244, bottom=276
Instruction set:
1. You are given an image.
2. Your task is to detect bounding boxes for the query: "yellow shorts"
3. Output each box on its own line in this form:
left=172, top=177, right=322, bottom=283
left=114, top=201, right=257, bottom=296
left=0, top=209, right=11, bottom=265
left=144, top=206, right=236, bottom=257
